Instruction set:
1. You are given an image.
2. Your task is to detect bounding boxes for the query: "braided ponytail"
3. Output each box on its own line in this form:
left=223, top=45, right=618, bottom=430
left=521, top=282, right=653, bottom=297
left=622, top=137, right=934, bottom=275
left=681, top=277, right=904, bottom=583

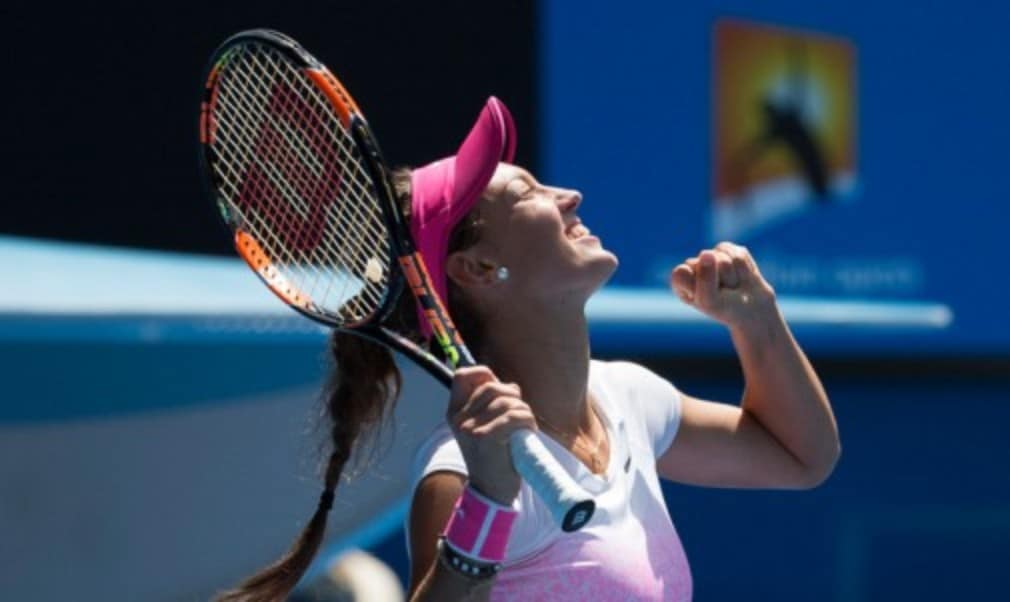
left=215, top=170, right=415, bottom=601
left=214, top=331, right=403, bottom=602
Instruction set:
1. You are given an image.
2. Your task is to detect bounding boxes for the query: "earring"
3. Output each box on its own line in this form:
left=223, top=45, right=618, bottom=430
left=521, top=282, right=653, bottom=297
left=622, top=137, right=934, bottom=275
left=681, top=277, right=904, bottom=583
left=496, top=266, right=510, bottom=282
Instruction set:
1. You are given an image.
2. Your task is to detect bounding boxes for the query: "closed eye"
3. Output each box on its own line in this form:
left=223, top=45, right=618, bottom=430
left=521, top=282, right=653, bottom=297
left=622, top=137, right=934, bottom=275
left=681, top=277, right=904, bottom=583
left=505, top=177, right=536, bottom=200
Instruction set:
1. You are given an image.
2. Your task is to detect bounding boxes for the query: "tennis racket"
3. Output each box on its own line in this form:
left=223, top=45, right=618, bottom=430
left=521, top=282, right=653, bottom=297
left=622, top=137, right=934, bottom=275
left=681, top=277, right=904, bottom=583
left=198, top=29, right=594, bottom=532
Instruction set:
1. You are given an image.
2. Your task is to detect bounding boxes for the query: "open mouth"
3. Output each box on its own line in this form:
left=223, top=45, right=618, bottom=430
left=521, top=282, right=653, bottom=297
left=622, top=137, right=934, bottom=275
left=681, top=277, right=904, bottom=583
left=565, top=220, right=592, bottom=240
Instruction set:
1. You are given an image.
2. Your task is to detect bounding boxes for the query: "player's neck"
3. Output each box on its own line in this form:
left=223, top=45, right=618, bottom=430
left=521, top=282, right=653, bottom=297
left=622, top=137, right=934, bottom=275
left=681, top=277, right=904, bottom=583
left=481, top=302, right=594, bottom=434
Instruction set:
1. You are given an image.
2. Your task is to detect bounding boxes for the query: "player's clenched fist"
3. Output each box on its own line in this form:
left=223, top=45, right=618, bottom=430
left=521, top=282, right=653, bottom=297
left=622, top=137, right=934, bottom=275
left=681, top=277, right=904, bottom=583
left=447, top=366, right=538, bottom=506
left=670, top=242, right=777, bottom=329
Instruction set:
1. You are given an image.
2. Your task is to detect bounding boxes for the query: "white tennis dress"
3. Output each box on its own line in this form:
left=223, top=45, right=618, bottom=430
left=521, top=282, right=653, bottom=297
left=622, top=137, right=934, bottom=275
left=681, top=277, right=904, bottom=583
left=409, top=360, right=693, bottom=601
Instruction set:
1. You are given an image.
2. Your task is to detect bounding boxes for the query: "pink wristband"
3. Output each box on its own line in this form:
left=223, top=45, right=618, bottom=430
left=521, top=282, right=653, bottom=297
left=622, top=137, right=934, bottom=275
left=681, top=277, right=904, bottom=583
left=442, top=486, right=518, bottom=563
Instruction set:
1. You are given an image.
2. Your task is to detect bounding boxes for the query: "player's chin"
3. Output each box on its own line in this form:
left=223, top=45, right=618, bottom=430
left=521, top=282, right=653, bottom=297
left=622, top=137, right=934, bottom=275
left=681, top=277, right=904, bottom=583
left=580, top=237, right=617, bottom=263
left=580, top=246, right=619, bottom=280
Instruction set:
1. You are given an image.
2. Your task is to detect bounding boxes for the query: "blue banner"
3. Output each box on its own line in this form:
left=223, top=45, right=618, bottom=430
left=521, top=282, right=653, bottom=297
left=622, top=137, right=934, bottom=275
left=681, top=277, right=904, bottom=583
left=540, top=1, right=1010, bottom=353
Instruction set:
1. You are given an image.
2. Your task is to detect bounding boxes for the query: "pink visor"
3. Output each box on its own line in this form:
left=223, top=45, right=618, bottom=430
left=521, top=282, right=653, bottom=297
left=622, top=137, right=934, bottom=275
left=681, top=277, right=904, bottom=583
left=410, top=97, right=517, bottom=340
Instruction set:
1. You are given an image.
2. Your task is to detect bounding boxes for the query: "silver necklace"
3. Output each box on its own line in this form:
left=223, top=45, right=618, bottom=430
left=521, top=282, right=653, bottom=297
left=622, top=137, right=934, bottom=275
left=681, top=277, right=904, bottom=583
left=535, top=407, right=607, bottom=473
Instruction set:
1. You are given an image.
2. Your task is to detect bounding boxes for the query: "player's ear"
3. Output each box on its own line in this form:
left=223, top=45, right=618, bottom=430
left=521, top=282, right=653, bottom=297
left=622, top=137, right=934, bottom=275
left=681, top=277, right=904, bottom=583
left=446, top=251, right=498, bottom=290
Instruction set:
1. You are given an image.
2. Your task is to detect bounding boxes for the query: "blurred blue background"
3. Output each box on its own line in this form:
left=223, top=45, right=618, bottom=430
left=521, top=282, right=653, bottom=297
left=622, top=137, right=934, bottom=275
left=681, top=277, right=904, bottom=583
left=541, top=0, right=1010, bottom=353
left=2, top=1, right=1008, bottom=600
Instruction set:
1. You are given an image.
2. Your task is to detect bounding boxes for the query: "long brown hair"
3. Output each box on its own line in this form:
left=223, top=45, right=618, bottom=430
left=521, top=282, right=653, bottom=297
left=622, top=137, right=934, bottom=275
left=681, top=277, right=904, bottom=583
left=215, top=168, right=485, bottom=601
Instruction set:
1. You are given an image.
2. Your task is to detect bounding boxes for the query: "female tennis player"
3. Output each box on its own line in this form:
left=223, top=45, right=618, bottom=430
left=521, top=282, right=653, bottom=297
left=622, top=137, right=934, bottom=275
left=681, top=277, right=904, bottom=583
left=218, top=98, right=840, bottom=602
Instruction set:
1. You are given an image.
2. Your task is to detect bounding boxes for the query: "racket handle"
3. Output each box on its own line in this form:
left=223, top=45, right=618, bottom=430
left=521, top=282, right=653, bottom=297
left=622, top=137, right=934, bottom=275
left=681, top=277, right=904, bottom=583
left=508, top=429, right=595, bottom=532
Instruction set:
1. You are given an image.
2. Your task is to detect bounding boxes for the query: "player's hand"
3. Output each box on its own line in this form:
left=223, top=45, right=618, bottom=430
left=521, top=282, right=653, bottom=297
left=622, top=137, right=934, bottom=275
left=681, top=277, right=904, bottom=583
left=447, top=366, right=537, bottom=506
left=670, top=242, right=777, bottom=329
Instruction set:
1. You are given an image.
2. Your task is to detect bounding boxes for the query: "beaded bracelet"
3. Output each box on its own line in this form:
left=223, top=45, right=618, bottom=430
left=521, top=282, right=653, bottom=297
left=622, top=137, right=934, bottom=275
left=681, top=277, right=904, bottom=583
left=438, top=537, right=500, bottom=580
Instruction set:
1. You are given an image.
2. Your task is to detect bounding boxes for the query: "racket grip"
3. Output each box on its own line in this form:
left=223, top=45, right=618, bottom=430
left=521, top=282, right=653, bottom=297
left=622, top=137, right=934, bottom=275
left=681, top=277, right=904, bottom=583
left=508, top=428, right=595, bottom=532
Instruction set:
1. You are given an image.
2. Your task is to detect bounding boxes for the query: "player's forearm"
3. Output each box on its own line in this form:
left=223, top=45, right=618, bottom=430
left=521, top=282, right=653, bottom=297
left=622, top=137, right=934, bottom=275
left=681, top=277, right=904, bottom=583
left=730, top=305, right=840, bottom=486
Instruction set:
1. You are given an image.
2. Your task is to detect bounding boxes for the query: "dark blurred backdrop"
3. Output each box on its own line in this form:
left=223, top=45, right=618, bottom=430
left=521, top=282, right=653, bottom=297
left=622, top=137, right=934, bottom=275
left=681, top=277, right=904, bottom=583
left=1, top=0, right=537, bottom=253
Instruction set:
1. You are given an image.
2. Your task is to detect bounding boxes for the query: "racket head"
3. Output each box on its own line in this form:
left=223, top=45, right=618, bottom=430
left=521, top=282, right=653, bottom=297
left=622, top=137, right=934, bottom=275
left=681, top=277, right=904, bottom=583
left=199, top=29, right=401, bottom=329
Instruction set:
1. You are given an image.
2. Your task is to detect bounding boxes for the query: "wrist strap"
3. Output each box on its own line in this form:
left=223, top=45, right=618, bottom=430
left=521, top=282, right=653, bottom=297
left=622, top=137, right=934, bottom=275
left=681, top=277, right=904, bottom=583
left=442, top=486, right=518, bottom=564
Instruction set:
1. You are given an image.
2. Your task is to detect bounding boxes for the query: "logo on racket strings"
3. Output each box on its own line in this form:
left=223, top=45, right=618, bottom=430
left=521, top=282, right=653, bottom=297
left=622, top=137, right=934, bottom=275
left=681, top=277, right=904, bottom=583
left=236, top=81, right=340, bottom=253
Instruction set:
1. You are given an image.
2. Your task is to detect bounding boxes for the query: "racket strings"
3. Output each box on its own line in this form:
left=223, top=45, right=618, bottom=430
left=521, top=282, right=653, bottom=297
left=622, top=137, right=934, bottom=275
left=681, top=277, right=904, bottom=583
left=217, top=54, right=381, bottom=281
left=213, top=103, right=359, bottom=312
left=225, top=59, right=388, bottom=262
left=232, top=52, right=390, bottom=320
left=237, top=48, right=390, bottom=253
left=209, top=43, right=391, bottom=324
